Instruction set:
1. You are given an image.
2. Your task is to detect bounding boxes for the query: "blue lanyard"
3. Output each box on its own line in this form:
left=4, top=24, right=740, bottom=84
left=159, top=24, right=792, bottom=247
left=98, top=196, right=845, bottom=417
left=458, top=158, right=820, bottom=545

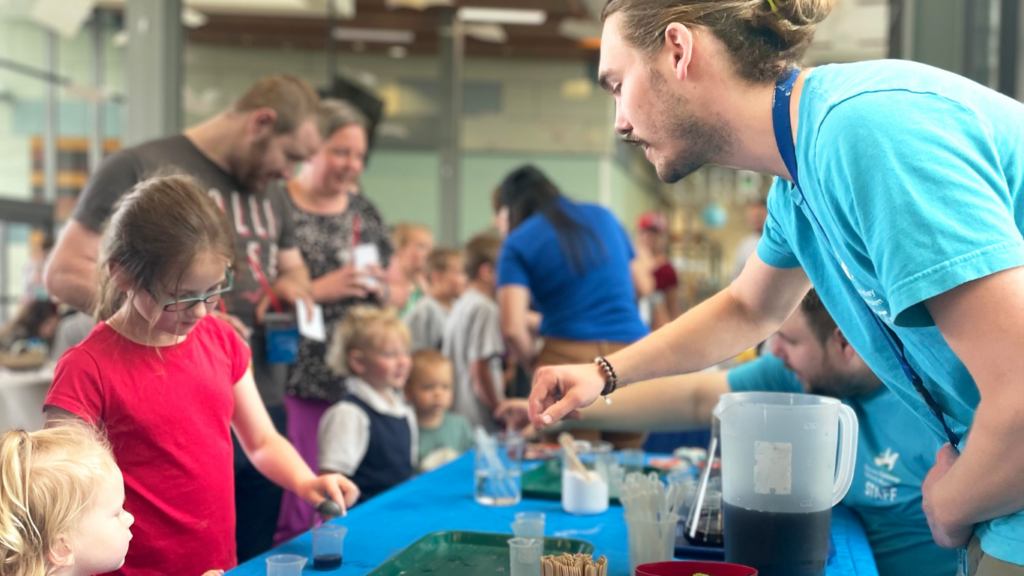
left=771, top=68, right=962, bottom=449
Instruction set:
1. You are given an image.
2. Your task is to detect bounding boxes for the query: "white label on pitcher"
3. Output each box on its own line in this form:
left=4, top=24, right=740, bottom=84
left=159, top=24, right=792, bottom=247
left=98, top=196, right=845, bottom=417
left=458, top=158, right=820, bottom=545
left=754, top=441, right=792, bottom=495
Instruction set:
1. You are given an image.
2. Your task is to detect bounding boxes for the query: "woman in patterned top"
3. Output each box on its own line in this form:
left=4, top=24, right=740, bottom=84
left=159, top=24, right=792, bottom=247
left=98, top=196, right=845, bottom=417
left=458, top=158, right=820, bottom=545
left=274, top=99, right=393, bottom=543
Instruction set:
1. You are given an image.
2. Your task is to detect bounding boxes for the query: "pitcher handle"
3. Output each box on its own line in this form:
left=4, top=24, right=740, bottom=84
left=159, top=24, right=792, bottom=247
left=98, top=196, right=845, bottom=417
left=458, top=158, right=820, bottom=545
left=832, top=404, right=859, bottom=506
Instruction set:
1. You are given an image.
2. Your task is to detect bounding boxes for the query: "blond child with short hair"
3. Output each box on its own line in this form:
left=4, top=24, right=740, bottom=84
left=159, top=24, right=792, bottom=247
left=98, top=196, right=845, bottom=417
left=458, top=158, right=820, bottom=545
left=406, top=350, right=473, bottom=472
left=321, top=306, right=418, bottom=502
left=0, top=422, right=132, bottom=576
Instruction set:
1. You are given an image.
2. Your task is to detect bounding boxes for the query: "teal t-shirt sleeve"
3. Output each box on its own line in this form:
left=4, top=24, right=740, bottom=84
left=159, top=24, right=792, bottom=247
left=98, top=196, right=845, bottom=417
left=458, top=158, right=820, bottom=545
left=726, top=353, right=804, bottom=394
left=496, top=236, right=531, bottom=288
left=815, top=91, right=1024, bottom=326
left=756, top=183, right=802, bottom=269
left=452, top=413, right=474, bottom=452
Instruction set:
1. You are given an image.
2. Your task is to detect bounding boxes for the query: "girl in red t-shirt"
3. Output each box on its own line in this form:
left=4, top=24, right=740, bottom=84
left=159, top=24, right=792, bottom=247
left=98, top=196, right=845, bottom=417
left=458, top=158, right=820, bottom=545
left=45, top=175, right=359, bottom=576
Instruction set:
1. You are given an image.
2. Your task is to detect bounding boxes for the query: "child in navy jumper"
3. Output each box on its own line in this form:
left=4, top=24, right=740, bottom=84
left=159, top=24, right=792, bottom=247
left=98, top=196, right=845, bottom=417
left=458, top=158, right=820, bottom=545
left=320, top=306, right=417, bottom=503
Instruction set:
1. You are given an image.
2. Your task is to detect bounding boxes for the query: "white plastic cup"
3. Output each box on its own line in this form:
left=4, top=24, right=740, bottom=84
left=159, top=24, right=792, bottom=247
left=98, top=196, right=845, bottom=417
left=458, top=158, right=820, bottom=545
left=512, top=511, right=545, bottom=538
left=267, top=554, right=307, bottom=576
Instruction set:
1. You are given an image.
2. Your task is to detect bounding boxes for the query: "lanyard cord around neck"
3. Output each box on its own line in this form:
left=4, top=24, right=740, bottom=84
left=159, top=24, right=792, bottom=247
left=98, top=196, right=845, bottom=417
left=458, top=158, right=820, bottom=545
left=771, top=68, right=961, bottom=449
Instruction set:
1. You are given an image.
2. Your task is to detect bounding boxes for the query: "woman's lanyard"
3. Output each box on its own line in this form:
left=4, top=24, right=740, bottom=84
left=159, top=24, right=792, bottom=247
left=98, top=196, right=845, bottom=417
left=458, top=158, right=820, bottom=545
left=771, top=68, right=962, bottom=450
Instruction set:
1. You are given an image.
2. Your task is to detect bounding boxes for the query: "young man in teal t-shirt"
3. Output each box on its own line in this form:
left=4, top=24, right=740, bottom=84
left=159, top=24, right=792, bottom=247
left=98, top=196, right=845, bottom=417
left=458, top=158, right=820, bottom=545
left=529, top=3, right=1024, bottom=571
left=503, top=291, right=956, bottom=576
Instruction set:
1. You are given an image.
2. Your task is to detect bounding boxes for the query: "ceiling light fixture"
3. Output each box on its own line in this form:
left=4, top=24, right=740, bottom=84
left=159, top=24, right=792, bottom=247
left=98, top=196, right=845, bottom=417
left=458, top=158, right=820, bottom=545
left=465, top=23, right=507, bottom=44
left=332, top=27, right=416, bottom=44
left=456, top=7, right=546, bottom=26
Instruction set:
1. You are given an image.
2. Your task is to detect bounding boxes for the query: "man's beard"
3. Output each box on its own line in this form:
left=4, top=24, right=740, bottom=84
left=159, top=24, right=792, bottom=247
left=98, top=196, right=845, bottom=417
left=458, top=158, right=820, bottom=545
left=647, top=71, right=732, bottom=183
left=237, top=138, right=271, bottom=192
left=782, top=357, right=865, bottom=400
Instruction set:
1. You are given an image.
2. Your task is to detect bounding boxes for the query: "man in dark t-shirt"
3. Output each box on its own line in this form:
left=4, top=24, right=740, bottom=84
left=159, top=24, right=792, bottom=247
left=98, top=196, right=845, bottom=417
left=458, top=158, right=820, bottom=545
left=46, top=75, right=320, bottom=405
left=44, top=75, right=323, bottom=561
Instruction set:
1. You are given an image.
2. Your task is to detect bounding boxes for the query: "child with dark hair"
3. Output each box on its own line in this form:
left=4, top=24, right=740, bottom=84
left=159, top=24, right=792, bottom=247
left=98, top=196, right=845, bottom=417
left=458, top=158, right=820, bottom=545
left=443, top=234, right=506, bottom=432
left=404, top=248, right=467, bottom=352
left=44, top=175, right=358, bottom=576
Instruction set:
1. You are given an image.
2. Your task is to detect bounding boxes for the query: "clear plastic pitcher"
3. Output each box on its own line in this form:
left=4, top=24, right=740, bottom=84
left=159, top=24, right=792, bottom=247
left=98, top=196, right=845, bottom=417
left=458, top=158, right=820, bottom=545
left=713, top=392, right=858, bottom=576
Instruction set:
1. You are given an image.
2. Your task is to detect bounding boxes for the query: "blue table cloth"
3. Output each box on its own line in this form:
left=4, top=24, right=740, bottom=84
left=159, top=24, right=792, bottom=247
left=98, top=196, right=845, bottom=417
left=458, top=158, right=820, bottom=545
left=228, top=452, right=879, bottom=576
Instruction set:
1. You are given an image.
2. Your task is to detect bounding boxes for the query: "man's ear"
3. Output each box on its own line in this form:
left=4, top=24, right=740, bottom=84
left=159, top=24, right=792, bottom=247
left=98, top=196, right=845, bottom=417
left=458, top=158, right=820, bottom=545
left=831, top=328, right=857, bottom=363
left=663, top=22, right=694, bottom=82
left=246, top=108, right=278, bottom=140
left=47, top=534, right=75, bottom=569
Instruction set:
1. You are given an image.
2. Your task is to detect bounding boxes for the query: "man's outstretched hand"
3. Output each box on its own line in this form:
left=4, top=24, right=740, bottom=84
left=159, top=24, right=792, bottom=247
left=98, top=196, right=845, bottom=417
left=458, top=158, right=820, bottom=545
left=527, top=363, right=606, bottom=429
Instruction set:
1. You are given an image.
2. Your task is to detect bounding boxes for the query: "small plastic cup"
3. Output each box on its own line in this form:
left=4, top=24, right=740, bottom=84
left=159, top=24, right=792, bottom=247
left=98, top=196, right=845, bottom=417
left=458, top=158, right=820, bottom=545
left=266, top=554, right=307, bottom=576
left=621, top=448, right=646, bottom=475
left=474, top=431, right=524, bottom=506
left=512, top=511, right=545, bottom=539
left=312, top=524, right=347, bottom=570
left=626, top=513, right=680, bottom=576
left=508, top=537, right=543, bottom=576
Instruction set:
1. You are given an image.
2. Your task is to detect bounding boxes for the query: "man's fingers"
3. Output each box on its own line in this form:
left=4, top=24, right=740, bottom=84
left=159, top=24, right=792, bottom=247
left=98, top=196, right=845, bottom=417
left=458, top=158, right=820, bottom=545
left=528, top=382, right=552, bottom=429
left=540, top=395, right=581, bottom=428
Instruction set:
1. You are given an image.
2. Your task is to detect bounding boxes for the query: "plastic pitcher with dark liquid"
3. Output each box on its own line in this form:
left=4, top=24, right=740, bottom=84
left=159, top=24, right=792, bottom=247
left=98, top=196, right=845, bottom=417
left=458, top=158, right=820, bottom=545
left=713, top=392, right=858, bottom=576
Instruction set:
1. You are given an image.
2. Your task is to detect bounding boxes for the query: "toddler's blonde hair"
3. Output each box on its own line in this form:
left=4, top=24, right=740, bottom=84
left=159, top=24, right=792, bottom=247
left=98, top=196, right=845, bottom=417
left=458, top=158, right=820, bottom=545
left=326, top=306, right=411, bottom=377
left=0, top=422, right=118, bottom=576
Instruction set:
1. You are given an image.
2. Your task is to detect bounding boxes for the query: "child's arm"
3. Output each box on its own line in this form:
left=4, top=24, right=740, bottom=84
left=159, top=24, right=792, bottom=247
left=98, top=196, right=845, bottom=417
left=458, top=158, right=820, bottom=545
left=471, top=358, right=503, bottom=412
left=231, top=370, right=360, bottom=511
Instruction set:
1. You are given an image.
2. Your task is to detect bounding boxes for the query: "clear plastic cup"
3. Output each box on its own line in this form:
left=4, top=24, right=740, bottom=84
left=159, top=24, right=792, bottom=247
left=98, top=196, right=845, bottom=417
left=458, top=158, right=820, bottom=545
left=626, top=513, right=680, bottom=576
left=312, top=524, right=347, bottom=570
left=508, top=537, right=543, bottom=576
left=266, top=554, right=307, bottom=576
left=474, top=432, right=524, bottom=506
left=512, top=511, right=545, bottom=539
left=621, top=448, right=646, bottom=475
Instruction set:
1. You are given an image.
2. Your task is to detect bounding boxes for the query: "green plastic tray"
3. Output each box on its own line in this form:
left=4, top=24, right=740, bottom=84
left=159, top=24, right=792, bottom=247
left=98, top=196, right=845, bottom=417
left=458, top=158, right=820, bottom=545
left=521, top=458, right=663, bottom=504
left=367, top=531, right=594, bottom=576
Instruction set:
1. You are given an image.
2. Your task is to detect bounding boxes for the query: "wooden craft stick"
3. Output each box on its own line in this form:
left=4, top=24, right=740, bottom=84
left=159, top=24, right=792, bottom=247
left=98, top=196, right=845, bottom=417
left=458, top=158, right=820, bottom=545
left=558, top=433, right=593, bottom=481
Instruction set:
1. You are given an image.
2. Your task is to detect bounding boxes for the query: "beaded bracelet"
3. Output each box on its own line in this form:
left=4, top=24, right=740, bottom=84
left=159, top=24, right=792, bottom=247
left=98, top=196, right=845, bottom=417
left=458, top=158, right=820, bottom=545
left=593, top=356, right=618, bottom=404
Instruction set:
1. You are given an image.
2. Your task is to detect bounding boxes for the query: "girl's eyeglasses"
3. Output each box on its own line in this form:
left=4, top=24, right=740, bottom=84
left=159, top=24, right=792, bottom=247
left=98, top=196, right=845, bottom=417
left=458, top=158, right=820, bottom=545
left=153, top=269, right=234, bottom=312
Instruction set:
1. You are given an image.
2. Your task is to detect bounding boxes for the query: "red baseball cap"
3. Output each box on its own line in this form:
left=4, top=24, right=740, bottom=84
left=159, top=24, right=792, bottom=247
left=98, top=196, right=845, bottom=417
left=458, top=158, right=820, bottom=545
left=637, top=211, right=667, bottom=233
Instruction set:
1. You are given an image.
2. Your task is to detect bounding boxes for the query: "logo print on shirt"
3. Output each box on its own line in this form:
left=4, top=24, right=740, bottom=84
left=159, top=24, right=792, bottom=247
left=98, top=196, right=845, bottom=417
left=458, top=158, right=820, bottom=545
left=841, top=261, right=854, bottom=281
left=874, top=448, right=900, bottom=472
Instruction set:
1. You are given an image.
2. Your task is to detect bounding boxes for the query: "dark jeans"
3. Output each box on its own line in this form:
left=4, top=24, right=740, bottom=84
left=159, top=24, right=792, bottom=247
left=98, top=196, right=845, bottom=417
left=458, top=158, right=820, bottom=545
left=234, top=403, right=287, bottom=563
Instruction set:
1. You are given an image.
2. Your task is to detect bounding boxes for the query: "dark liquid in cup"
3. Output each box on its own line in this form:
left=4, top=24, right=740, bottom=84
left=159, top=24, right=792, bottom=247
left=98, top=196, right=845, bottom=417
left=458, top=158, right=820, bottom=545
left=313, top=554, right=342, bottom=570
left=683, top=510, right=724, bottom=547
left=723, top=503, right=830, bottom=576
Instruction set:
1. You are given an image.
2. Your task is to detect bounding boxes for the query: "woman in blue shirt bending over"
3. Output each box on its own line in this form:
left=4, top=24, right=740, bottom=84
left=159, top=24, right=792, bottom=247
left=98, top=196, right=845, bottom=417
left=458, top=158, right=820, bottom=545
left=527, top=1, right=1024, bottom=574
left=495, top=165, right=651, bottom=449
